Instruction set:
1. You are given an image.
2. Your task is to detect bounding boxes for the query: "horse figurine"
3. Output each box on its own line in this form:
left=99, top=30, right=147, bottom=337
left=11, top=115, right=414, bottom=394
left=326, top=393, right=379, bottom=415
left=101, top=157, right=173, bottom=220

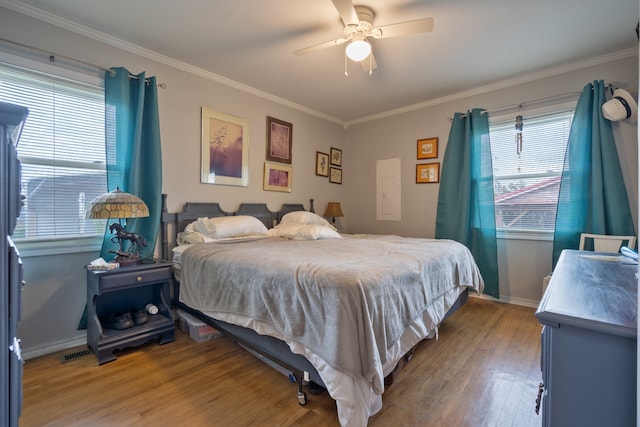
left=109, top=223, right=147, bottom=258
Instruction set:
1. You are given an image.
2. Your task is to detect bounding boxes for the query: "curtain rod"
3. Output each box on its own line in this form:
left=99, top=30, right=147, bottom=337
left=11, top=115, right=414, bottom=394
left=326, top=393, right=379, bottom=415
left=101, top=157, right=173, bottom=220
left=0, top=37, right=166, bottom=89
left=449, top=85, right=611, bottom=121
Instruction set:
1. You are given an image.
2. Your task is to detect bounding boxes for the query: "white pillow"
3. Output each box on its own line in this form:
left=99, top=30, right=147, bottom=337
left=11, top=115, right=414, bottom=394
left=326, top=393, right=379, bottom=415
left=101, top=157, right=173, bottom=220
left=269, top=224, right=342, bottom=240
left=185, top=215, right=269, bottom=239
left=172, top=244, right=188, bottom=263
left=279, top=211, right=336, bottom=231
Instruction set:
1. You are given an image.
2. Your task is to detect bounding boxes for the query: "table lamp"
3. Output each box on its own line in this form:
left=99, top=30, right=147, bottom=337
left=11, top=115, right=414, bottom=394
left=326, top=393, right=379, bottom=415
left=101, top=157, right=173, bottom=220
left=86, top=187, right=149, bottom=265
left=324, top=202, right=344, bottom=224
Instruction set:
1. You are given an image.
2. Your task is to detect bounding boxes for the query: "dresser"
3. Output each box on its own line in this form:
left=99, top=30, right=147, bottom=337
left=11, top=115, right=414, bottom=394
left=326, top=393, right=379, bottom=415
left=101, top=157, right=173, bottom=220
left=0, top=101, right=28, bottom=426
left=535, top=249, right=637, bottom=426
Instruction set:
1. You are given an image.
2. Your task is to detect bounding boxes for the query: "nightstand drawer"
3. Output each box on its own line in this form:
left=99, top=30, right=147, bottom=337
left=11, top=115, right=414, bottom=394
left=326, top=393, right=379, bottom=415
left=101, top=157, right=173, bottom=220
left=98, top=267, right=171, bottom=291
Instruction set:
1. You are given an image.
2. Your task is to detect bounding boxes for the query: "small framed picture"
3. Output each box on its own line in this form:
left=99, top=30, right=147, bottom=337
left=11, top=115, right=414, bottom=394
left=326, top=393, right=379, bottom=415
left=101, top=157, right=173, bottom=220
left=417, top=137, right=438, bottom=160
left=330, top=147, right=342, bottom=167
left=316, top=151, right=329, bottom=177
left=329, top=167, right=342, bottom=184
left=263, top=162, right=293, bottom=192
left=266, top=116, right=293, bottom=164
left=416, top=162, right=440, bottom=184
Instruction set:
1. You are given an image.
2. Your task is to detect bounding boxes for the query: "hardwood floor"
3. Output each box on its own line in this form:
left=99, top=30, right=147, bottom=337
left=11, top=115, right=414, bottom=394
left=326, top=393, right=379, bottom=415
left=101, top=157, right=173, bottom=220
left=20, top=298, right=542, bottom=427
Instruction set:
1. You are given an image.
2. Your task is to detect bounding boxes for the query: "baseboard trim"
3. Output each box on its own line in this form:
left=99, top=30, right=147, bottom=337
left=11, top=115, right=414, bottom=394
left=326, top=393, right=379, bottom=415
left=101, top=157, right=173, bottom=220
left=22, top=334, right=87, bottom=361
left=470, top=293, right=539, bottom=309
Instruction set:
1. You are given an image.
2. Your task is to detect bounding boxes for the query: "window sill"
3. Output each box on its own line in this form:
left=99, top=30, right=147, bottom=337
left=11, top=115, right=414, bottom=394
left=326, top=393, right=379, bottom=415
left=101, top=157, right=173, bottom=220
left=497, top=229, right=554, bottom=242
left=13, top=236, right=102, bottom=258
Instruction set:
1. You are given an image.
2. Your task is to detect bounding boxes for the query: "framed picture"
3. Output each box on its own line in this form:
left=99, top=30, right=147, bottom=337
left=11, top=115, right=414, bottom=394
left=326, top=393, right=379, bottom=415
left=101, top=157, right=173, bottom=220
left=329, top=167, right=342, bottom=184
left=201, top=107, right=249, bottom=186
left=330, top=147, right=342, bottom=166
left=416, top=162, right=440, bottom=183
left=263, top=162, right=293, bottom=192
left=266, top=116, right=293, bottom=164
left=316, top=151, right=329, bottom=177
left=417, top=137, right=438, bottom=160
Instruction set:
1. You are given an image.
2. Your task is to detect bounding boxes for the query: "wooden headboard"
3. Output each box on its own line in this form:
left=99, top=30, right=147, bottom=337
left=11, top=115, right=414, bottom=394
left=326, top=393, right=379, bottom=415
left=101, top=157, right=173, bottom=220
left=159, top=194, right=313, bottom=260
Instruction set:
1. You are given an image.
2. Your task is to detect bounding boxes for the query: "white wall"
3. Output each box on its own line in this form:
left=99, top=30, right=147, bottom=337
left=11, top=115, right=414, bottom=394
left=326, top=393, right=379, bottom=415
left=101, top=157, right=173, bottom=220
left=156, top=66, right=346, bottom=215
left=1, top=6, right=637, bottom=357
left=344, top=56, right=639, bottom=305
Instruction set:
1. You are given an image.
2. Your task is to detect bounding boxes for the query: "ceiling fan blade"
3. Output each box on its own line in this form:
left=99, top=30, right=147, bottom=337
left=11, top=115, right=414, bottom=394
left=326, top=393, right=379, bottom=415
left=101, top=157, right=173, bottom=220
left=331, top=0, right=359, bottom=26
left=376, top=17, right=434, bottom=39
left=294, top=37, right=349, bottom=56
left=360, top=52, right=378, bottom=73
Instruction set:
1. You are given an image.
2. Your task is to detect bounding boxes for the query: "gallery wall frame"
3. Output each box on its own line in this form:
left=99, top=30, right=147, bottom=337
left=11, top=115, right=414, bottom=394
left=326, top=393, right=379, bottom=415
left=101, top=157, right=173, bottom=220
left=416, top=162, right=440, bottom=183
left=266, top=116, right=293, bottom=164
left=329, top=167, right=342, bottom=184
left=330, top=147, right=342, bottom=167
left=316, top=151, right=329, bottom=177
left=417, top=137, right=438, bottom=160
left=263, top=162, right=293, bottom=192
left=201, top=106, right=249, bottom=186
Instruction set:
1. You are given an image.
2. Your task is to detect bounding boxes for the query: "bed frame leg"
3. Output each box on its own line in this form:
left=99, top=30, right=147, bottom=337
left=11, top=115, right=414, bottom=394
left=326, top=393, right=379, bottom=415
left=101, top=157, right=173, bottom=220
left=293, top=373, right=308, bottom=406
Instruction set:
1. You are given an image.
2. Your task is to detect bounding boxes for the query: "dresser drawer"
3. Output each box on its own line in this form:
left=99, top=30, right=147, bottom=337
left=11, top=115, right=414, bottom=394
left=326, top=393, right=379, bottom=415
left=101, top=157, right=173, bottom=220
left=98, top=266, right=171, bottom=291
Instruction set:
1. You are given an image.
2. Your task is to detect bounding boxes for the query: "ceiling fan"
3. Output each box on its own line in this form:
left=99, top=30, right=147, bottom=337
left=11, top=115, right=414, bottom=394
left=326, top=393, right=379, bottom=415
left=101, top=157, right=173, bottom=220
left=294, top=0, right=434, bottom=74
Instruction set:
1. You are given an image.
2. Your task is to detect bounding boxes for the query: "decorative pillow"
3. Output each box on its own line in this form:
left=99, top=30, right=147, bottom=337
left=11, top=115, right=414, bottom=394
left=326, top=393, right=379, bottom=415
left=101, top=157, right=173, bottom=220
left=177, top=231, right=206, bottom=245
left=185, top=215, right=269, bottom=239
left=269, top=224, right=342, bottom=240
left=278, top=211, right=336, bottom=231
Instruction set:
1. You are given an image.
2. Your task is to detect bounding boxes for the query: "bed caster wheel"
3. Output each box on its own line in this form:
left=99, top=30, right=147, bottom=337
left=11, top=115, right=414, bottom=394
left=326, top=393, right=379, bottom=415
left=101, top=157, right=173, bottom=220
left=298, top=391, right=308, bottom=406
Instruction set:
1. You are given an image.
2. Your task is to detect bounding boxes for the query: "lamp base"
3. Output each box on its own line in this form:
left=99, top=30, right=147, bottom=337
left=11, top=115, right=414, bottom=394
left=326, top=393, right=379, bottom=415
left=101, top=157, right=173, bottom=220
left=114, top=254, right=142, bottom=266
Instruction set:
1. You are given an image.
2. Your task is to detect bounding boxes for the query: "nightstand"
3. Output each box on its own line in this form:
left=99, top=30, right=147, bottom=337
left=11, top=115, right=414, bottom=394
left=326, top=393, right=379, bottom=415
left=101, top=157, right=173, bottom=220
left=86, top=260, right=175, bottom=364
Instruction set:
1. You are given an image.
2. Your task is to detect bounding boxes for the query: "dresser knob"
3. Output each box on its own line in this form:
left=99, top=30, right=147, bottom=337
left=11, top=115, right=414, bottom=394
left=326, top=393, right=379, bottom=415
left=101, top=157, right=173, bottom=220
left=136, top=276, right=142, bottom=282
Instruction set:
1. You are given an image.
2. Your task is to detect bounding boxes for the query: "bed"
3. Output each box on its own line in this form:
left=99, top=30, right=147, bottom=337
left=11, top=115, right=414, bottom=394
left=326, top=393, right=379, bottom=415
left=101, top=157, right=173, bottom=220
left=160, top=195, right=484, bottom=427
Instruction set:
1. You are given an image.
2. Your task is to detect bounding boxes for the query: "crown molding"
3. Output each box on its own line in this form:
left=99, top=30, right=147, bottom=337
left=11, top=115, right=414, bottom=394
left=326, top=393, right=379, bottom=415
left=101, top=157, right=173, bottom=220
left=345, top=48, right=638, bottom=127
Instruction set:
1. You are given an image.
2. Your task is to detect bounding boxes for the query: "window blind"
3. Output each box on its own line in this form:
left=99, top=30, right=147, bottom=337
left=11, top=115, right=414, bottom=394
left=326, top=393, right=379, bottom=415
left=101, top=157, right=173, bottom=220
left=0, top=63, right=107, bottom=241
left=490, top=110, right=574, bottom=232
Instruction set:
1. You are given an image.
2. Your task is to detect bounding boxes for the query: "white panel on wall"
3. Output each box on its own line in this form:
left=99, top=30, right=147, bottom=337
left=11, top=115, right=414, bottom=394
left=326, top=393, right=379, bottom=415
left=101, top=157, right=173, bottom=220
left=376, top=158, right=401, bottom=221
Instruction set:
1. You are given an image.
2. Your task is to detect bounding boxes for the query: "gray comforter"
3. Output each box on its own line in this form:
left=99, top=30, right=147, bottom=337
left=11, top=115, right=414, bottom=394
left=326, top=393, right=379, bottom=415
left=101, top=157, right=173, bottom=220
left=179, top=234, right=483, bottom=390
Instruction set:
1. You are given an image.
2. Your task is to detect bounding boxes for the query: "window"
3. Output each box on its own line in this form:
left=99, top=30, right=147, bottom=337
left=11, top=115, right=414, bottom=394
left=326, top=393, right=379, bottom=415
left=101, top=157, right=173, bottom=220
left=0, top=62, right=107, bottom=249
left=490, top=107, right=574, bottom=234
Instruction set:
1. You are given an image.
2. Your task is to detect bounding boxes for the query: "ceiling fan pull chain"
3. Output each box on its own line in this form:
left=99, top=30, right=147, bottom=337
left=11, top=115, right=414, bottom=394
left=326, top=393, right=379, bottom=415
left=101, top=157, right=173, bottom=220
left=344, top=52, right=349, bottom=77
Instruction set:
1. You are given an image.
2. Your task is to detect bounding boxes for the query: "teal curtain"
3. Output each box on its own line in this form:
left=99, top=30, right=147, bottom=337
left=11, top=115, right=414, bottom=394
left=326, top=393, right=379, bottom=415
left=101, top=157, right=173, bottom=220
left=79, top=67, right=162, bottom=330
left=552, top=80, right=635, bottom=266
left=435, top=108, right=500, bottom=298
left=100, top=67, right=162, bottom=260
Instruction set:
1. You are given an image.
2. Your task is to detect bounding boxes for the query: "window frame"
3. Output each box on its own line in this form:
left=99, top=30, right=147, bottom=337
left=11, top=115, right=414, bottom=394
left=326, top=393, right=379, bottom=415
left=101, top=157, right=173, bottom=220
left=489, top=101, right=576, bottom=241
left=0, top=51, right=106, bottom=257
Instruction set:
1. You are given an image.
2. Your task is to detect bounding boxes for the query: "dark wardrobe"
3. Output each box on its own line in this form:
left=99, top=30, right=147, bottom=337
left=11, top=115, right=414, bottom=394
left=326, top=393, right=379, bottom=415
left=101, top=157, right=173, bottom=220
left=0, top=101, right=28, bottom=426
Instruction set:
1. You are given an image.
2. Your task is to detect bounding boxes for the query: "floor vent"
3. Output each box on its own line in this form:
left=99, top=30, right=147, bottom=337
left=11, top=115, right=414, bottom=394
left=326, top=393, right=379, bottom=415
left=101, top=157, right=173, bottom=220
left=60, top=347, right=93, bottom=363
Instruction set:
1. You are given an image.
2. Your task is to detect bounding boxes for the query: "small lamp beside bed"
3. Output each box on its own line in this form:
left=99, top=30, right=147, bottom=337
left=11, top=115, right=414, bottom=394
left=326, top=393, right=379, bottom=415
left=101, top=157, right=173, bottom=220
left=323, top=202, right=344, bottom=225
left=86, top=187, right=149, bottom=265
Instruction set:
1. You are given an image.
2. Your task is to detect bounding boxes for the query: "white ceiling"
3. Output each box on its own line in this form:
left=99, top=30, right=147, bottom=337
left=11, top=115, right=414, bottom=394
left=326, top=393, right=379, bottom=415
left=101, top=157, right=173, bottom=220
left=4, top=0, right=639, bottom=123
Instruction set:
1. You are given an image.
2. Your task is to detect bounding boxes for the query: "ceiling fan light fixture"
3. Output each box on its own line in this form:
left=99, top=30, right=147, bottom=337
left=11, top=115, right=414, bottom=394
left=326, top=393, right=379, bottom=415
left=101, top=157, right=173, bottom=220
left=345, top=39, right=371, bottom=62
